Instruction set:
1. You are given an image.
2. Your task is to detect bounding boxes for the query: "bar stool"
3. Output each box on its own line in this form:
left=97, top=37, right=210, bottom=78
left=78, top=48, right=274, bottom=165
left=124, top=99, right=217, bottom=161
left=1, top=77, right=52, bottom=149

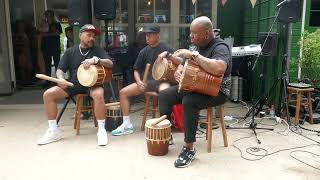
left=287, top=86, right=314, bottom=125
left=74, top=94, right=97, bottom=135
left=199, top=105, right=228, bottom=153
left=141, top=91, right=160, bottom=131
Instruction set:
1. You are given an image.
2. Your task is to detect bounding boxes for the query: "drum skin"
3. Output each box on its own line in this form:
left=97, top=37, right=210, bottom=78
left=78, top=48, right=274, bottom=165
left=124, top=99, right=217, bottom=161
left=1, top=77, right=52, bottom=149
left=152, top=57, right=178, bottom=84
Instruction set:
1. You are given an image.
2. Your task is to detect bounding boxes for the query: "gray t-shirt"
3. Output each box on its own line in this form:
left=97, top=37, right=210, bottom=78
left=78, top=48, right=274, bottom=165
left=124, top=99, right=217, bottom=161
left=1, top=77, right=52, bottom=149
left=58, top=45, right=110, bottom=85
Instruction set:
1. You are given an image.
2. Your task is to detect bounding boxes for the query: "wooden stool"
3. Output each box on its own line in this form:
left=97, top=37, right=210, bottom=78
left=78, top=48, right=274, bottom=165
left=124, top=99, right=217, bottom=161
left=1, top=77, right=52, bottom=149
left=287, top=86, right=314, bottom=125
left=141, top=91, right=160, bottom=131
left=74, top=94, right=97, bottom=135
left=199, top=105, right=228, bottom=153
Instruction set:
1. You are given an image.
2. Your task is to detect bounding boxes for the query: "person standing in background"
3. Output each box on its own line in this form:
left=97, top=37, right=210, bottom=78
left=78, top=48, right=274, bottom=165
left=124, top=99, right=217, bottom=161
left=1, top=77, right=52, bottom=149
left=41, top=10, right=62, bottom=80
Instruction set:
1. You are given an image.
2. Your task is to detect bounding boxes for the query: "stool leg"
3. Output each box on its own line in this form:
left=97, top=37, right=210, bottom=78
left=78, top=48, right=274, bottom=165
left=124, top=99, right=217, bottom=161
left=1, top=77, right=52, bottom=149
left=307, top=91, right=313, bottom=124
left=219, top=106, right=228, bottom=147
left=295, top=92, right=302, bottom=125
left=207, top=107, right=213, bottom=153
left=141, top=95, right=150, bottom=131
left=76, top=96, right=83, bottom=135
left=74, top=95, right=81, bottom=129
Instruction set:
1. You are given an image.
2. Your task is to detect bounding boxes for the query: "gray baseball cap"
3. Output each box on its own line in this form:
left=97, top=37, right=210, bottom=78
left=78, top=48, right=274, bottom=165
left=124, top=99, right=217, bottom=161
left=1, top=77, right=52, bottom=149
left=142, top=25, right=160, bottom=33
left=80, top=24, right=101, bottom=36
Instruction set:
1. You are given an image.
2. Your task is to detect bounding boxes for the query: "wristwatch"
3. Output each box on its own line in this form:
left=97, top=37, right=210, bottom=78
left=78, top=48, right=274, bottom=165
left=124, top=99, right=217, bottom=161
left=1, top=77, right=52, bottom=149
left=191, top=51, right=199, bottom=60
left=93, top=56, right=100, bottom=64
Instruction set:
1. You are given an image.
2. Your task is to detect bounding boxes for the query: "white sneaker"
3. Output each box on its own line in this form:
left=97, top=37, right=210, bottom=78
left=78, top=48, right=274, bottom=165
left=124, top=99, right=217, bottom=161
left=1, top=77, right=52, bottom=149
left=37, top=129, right=61, bottom=145
left=97, top=129, right=108, bottom=146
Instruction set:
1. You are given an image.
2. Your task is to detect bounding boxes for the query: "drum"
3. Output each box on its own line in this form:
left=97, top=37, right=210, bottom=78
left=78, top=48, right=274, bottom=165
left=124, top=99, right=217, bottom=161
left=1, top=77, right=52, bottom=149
left=77, top=64, right=112, bottom=87
left=105, top=102, right=121, bottom=118
left=152, top=57, right=178, bottom=84
left=179, top=60, right=223, bottom=96
left=145, top=115, right=171, bottom=156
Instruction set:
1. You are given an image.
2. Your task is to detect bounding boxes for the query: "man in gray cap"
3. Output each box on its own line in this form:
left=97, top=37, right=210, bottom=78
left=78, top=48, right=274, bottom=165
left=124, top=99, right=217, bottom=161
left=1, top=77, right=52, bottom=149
left=37, top=24, right=113, bottom=146
left=111, top=25, right=174, bottom=136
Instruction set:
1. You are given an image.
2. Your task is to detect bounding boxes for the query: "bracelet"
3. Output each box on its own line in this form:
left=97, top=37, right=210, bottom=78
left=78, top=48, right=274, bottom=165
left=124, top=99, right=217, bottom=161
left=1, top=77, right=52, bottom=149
left=166, top=52, right=172, bottom=58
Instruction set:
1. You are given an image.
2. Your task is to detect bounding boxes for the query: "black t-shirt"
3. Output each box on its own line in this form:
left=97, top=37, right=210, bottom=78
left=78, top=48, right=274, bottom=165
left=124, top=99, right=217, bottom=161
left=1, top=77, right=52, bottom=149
left=41, top=22, right=62, bottom=54
left=133, top=42, right=174, bottom=79
left=196, top=38, right=232, bottom=96
left=58, top=45, right=110, bottom=85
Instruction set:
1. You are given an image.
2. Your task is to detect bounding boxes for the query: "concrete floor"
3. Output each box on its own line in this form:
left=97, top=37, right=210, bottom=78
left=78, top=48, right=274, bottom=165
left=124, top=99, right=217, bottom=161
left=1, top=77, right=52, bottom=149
left=0, top=90, right=320, bottom=180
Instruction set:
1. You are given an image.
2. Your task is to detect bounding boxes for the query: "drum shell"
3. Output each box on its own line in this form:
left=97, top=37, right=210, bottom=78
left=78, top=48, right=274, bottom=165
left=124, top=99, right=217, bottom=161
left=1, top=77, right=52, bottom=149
left=179, top=61, right=223, bottom=96
left=145, top=123, right=171, bottom=156
left=152, top=57, right=178, bottom=84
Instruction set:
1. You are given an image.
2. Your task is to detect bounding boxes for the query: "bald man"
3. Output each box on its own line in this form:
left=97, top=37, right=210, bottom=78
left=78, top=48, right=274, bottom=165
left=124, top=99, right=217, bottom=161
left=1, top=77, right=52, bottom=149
left=159, top=16, right=232, bottom=168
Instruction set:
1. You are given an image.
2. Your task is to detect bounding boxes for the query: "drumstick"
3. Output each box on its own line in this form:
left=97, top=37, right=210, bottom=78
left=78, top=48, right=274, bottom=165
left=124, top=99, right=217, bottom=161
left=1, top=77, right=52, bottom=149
left=105, top=102, right=120, bottom=107
left=142, top=63, right=151, bottom=83
left=35, top=74, right=74, bottom=87
left=150, top=115, right=167, bottom=126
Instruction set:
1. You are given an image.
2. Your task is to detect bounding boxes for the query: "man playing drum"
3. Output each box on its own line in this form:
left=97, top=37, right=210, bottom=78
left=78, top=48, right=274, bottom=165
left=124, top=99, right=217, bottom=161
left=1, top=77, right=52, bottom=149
left=159, top=16, right=232, bottom=168
left=37, top=24, right=113, bottom=146
left=111, top=25, right=174, bottom=136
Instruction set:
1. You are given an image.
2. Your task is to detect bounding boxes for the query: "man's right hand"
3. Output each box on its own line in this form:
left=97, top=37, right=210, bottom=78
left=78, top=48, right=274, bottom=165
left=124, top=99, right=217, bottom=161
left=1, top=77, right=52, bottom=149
left=136, top=80, right=146, bottom=92
left=174, top=64, right=184, bottom=83
left=57, top=79, right=68, bottom=89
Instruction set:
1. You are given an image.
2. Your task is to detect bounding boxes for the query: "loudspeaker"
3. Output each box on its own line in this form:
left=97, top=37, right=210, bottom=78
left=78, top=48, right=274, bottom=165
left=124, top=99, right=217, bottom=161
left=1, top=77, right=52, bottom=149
left=94, top=0, right=116, bottom=20
left=257, top=32, right=279, bottom=56
left=68, top=0, right=92, bottom=25
left=277, top=0, right=302, bottom=23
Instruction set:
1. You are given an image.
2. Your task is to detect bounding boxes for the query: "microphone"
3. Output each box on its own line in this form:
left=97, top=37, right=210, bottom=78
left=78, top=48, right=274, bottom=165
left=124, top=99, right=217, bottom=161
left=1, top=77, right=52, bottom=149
left=276, top=0, right=291, bottom=7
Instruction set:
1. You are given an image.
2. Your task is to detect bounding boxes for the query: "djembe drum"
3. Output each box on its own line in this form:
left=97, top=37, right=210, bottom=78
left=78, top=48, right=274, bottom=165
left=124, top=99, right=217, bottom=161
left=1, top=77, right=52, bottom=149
left=145, top=115, right=171, bottom=156
left=152, top=57, right=178, bottom=84
left=179, top=60, right=223, bottom=96
left=77, top=64, right=112, bottom=87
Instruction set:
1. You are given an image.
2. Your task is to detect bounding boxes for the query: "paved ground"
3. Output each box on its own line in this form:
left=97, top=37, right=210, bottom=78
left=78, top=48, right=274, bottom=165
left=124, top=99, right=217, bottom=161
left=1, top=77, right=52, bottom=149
left=0, top=90, right=320, bottom=180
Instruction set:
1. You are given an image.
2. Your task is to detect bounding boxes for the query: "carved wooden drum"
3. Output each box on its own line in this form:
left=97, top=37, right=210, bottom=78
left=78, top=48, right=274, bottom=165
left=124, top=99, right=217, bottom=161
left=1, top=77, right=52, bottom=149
left=152, top=57, right=178, bottom=84
left=145, top=115, right=171, bottom=156
left=77, top=64, right=112, bottom=87
left=178, top=60, right=223, bottom=96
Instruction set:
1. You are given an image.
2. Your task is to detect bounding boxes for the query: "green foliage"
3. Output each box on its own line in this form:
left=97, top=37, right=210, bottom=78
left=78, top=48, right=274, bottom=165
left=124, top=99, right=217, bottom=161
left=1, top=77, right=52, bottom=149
left=300, top=29, right=320, bottom=86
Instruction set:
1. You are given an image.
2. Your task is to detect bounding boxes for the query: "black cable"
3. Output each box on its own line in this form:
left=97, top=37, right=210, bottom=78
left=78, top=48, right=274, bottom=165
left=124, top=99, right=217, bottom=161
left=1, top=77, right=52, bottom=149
left=298, top=124, right=320, bottom=134
left=290, top=150, right=320, bottom=171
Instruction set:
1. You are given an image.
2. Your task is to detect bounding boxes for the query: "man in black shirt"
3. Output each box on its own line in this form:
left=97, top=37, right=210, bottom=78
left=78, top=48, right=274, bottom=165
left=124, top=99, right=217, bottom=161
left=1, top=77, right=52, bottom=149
left=159, top=16, right=232, bottom=168
left=111, top=25, right=174, bottom=136
left=38, top=24, right=113, bottom=146
left=41, top=10, right=62, bottom=79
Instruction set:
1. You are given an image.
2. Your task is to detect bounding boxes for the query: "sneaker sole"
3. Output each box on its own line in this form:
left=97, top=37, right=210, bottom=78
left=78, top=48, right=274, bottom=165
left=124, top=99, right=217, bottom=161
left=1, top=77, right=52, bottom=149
left=174, top=156, right=195, bottom=168
left=37, top=137, right=62, bottom=145
left=111, top=129, right=134, bottom=136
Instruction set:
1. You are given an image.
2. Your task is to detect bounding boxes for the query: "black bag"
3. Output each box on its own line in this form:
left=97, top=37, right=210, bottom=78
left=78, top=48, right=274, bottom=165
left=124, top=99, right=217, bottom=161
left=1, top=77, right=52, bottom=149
left=105, top=117, right=123, bottom=131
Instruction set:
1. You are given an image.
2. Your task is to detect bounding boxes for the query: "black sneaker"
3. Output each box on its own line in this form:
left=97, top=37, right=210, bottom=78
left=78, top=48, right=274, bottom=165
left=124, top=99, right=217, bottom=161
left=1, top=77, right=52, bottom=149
left=174, top=146, right=196, bottom=168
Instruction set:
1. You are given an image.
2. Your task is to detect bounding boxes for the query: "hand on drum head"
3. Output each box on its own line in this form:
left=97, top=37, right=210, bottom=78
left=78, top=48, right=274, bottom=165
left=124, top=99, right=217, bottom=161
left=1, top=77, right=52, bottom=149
left=81, top=58, right=95, bottom=69
left=173, top=49, right=192, bottom=59
left=136, top=80, right=146, bottom=92
left=174, top=64, right=183, bottom=83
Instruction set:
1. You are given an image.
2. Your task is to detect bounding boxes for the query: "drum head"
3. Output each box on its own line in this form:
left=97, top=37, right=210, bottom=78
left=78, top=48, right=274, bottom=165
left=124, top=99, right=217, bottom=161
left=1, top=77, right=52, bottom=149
left=152, top=58, right=167, bottom=80
left=77, top=64, right=98, bottom=87
left=146, top=119, right=171, bottom=128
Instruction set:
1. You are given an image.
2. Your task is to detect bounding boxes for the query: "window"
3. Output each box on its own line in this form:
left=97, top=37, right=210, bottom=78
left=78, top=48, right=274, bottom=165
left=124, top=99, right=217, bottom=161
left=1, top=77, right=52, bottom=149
left=137, top=0, right=171, bottom=23
left=310, top=0, right=320, bottom=26
left=179, top=0, right=212, bottom=24
left=115, top=0, right=128, bottom=23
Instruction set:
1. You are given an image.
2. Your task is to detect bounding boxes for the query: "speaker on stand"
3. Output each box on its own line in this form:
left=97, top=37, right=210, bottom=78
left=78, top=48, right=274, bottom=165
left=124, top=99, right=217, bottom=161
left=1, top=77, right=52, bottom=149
left=68, top=0, right=92, bottom=25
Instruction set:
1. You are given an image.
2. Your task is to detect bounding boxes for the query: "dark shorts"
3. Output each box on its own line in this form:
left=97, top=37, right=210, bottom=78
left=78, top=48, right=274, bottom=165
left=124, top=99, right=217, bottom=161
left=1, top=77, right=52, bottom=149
left=63, top=84, right=90, bottom=97
left=145, top=80, right=160, bottom=92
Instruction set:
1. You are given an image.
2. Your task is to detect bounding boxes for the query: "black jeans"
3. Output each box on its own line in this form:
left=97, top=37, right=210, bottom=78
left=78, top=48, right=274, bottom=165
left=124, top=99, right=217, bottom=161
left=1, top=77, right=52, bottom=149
left=159, top=85, right=227, bottom=143
left=43, top=52, right=60, bottom=76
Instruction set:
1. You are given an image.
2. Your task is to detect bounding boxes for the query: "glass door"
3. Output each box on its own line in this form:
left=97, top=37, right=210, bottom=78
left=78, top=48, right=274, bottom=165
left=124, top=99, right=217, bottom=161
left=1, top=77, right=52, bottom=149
left=0, top=0, right=14, bottom=94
